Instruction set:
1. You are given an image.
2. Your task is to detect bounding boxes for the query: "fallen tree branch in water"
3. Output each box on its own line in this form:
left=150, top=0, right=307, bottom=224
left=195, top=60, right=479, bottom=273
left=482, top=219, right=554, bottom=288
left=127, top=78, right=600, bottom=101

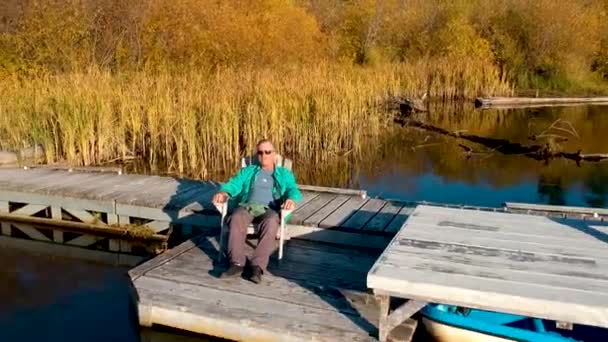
left=394, top=117, right=608, bottom=164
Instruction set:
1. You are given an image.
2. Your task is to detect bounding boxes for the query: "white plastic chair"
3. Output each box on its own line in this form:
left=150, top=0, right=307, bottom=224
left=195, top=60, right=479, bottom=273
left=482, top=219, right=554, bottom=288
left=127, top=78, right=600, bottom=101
left=214, top=154, right=294, bottom=262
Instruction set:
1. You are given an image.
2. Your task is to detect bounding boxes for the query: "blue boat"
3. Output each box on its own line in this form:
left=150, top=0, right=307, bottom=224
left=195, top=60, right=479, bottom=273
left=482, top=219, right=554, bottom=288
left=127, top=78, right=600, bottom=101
left=420, top=304, right=607, bottom=342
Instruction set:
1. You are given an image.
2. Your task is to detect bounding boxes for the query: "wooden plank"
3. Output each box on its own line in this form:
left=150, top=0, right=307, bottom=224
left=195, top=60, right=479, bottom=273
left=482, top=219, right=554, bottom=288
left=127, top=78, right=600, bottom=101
left=276, top=225, right=391, bottom=250
left=410, top=215, right=605, bottom=242
left=1, top=221, right=10, bottom=235
left=382, top=248, right=608, bottom=292
left=28, top=173, right=110, bottom=195
left=303, top=195, right=351, bottom=227
left=0, top=190, right=115, bottom=213
left=319, top=196, right=369, bottom=229
left=295, top=190, right=320, bottom=208
left=65, top=234, right=104, bottom=247
left=398, top=224, right=608, bottom=261
left=342, top=199, right=387, bottom=230
left=506, top=202, right=608, bottom=216
left=129, top=234, right=207, bottom=280
left=62, top=207, right=104, bottom=224
left=289, top=193, right=337, bottom=225
left=147, top=259, right=364, bottom=315
left=112, top=177, right=179, bottom=205
left=384, top=207, right=414, bottom=233
left=53, top=230, right=63, bottom=243
left=11, top=204, right=48, bottom=216
left=0, top=171, right=79, bottom=193
left=298, top=184, right=367, bottom=198
left=12, top=223, right=51, bottom=241
left=0, top=168, right=57, bottom=181
left=127, top=178, right=208, bottom=210
left=368, top=264, right=608, bottom=329
left=363, top=201, right=404, bottom=231
left=146, top=220, right=171, bottom=233
left=171, top=238, right=378, bottom=290
left=161, top=181, right=215, bottom=211
left=91, top=174, right=162, bottom=201
left=135, top=275, right=376, bottom=342
left=78, top=174, right=145, bottom=200
left=52, top=174, right=128, bottom=198
left=0, top=171, right=70, bottom=192
left=408, top=206, right=600, bottom=239
left=115, top=204, right=173, bottom=221
left=383, top=300, right=427, bottom=342
left=175, top=183, right=220, bottom=213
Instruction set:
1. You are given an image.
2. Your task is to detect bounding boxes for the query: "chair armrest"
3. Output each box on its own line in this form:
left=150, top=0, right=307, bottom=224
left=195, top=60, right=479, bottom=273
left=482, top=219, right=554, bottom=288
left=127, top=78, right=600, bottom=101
left=213, top=201, right=228, bottom=217
left=280, top=209, right=293, bottom=222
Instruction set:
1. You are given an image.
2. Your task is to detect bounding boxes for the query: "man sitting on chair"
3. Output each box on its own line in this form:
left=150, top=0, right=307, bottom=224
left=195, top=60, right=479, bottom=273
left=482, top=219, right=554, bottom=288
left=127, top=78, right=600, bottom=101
left=212, top=139, right=302, bottom=283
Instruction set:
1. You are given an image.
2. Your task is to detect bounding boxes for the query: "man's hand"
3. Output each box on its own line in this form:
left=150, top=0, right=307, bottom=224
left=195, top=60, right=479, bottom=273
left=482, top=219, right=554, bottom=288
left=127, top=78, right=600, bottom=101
left=213, top=192, right=228, bottom=204
left=282, top=199, right=296, bottom=211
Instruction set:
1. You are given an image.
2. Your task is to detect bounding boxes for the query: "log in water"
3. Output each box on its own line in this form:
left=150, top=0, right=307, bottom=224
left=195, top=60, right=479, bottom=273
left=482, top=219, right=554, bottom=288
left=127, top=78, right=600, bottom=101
left=475, top=96, right=608, bottom=109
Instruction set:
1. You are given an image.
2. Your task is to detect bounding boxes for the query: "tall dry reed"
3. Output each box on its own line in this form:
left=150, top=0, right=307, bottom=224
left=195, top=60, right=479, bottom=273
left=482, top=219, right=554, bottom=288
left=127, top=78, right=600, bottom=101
left=0, top=62, right=511, bottom=179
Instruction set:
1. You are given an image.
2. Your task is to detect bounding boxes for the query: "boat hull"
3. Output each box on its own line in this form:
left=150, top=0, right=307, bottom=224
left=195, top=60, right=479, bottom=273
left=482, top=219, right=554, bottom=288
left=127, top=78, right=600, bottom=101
left=420, top=304, right=580, bottom=342
left=422, top=317, right=513, bottom=342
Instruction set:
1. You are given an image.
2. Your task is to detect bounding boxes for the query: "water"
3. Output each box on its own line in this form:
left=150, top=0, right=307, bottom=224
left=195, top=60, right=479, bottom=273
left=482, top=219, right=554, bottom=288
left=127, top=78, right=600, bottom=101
left=304, top=104, right=608, bottom=208
left=0, top=246, right=213, bottom=342
left=2, top=104, right=608, bottom=341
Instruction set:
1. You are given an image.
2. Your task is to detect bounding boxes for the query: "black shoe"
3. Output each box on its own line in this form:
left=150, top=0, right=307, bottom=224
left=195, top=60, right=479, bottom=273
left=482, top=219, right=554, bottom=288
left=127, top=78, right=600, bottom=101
left=221, top=263, right=244, bottom=278
left=250, top=266, right=263, bottom=284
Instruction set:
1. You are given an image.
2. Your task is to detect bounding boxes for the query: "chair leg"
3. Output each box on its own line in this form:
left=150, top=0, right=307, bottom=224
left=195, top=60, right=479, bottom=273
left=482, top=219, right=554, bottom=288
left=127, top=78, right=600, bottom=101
left=279, top=218, right=285, bottom=260
left=217, top=203, right=228, bottom=263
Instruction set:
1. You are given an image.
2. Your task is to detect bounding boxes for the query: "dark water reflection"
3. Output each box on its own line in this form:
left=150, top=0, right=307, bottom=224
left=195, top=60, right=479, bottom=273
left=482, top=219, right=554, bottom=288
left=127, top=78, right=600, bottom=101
left=296, top=104, right=608, bottom=208
left=0, top=245, right=212, bottom=342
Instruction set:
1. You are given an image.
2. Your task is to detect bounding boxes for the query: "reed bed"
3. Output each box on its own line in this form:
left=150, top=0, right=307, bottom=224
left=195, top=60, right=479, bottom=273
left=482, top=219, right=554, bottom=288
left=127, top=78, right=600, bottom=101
left=0, top=61, right=511, bottom=179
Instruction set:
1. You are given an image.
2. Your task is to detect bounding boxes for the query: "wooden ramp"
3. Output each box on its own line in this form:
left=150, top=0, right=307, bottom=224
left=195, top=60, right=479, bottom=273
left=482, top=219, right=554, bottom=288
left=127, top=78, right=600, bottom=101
left=129, top=234, right=418, bottom=341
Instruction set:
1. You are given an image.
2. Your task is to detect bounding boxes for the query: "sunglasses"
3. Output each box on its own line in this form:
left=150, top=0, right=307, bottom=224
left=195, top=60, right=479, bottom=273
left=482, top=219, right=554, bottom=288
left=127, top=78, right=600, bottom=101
left=257, top=150, right=273, bottom=155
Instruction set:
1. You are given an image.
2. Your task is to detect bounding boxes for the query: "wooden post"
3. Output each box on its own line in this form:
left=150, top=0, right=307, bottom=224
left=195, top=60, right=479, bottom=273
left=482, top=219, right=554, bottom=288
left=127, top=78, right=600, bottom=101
left=107, top=214, right=119, bottom=225
left=377, top=294, right=427, bottom=342
left=119, top=215, right=130, bottom=225
left=51, top=206, right=63, bottom=242
left=378, top=294, right=390, bottom=342
left=109, top=239, right=120, bottom=252
left=0, top=201, right=10, bottom=235
left=120, top=240, right=133, bottom=253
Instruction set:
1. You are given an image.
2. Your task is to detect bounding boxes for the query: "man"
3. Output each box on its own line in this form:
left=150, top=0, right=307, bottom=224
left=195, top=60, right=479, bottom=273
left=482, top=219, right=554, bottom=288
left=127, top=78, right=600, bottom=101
left=212, top=139, right=302, bottom=283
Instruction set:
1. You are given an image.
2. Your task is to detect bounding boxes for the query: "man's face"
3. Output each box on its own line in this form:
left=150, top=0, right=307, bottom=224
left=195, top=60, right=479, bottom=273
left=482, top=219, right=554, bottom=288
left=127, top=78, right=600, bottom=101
left=256, top=142, right=275, bottom=168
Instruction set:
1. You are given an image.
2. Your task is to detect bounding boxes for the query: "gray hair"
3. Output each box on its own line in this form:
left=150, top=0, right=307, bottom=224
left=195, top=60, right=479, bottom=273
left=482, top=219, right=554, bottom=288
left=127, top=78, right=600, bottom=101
left=256, top=139, right=274, bottom=150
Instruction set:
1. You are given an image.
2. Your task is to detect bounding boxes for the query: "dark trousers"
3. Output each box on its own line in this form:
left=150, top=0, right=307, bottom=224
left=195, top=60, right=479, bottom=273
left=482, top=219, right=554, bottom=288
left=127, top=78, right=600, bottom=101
left=227, top=206, right=280, bottom=271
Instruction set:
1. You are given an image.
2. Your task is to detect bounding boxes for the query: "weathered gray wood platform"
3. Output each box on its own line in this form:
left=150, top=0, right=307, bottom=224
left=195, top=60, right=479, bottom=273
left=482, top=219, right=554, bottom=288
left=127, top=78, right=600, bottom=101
left=129, top=234, right=418, bottom=342
left=506, top=201, right=608, bottom=220
left=0, top=168, right=414, bottom=254
left=368, top=205, right=608, bottom=340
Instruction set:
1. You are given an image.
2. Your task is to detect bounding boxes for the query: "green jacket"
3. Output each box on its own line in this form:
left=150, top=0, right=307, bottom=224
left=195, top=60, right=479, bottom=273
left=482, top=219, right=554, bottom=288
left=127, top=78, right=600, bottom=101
left=219, top=164, right=302, bottom=210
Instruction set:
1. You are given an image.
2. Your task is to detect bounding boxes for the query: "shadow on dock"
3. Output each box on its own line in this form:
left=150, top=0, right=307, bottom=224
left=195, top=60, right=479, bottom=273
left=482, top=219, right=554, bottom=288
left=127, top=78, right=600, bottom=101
left=552, top=217, right=608, bottom=245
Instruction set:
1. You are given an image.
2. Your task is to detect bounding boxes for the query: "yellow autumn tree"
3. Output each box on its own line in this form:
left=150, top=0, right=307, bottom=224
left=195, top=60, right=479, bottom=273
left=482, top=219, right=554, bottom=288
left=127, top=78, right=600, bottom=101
left=140, top=0, right=327, bottom=70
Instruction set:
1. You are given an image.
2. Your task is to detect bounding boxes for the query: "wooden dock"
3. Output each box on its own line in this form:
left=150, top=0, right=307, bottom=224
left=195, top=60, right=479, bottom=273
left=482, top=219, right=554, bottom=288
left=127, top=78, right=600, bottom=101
left=129, top=233, right=420, bottom=342
left=1, top=167, right=605, bottom=264
left=368, top=205, right=608, bottom=341
left=0, top=167, right=416, bottom=264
